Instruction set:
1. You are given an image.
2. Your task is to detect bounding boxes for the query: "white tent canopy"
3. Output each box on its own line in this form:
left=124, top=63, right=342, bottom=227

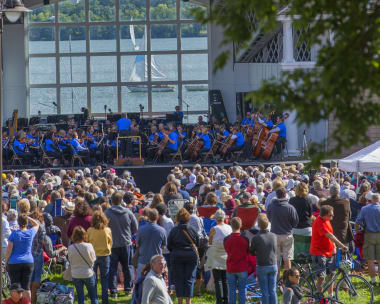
left=338, top=140, right=380, bottom=172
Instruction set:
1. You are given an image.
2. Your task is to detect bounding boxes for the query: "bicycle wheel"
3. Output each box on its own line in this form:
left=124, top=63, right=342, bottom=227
left=299, top=276, right=314, bottom=298
left=335, top=274, right=374, bottom=304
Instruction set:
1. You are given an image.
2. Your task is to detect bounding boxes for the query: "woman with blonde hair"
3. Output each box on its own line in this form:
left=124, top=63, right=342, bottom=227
left=87, top=211, right=112, bottom=304
left=288, top=182, right=314, bottom=259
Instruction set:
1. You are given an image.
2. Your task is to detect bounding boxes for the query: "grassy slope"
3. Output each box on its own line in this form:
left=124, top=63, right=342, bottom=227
left=49, top=273, right=380, bottom=304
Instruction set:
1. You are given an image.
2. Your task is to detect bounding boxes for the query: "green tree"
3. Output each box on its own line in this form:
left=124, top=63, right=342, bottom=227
left=194, top=0, right=380, bottom=166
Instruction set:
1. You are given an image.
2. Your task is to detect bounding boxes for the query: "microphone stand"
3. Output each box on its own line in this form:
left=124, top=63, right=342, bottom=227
left=182, top=100, right=190, bottom=125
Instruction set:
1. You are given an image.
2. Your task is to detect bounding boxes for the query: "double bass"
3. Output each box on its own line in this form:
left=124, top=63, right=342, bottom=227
left=252, top=111, right=275, bottom=157
left=261, top=113, right=289, bottom=160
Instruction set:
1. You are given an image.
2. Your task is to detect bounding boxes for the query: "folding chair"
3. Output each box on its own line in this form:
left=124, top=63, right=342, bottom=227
left=202, top=144, right=216, bottom=162
left=202, top=217, right=217, bottom=235
left=10, top=145, right=23, bottom=165
left=198, top=206, right=218, bottom=218
left=171, top=142, right=184, bottom=164
left=237, top=207, right=259, bottom=231
left=70, top=144, right=85, bottom=167
left=40, top=143, right=54, bottom=166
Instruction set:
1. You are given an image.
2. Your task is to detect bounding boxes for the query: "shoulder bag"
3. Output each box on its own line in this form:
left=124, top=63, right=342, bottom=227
left=182, top=228, right=200, bottom=266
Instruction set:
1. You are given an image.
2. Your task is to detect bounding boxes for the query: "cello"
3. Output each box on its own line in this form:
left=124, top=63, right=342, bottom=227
left=261, top=113, right=289, bottom=160
left=252, top=111, right=275, bottom=157
left=157, top=133, right=169, bottom=157
left=220, top=127, right=237, bottom=157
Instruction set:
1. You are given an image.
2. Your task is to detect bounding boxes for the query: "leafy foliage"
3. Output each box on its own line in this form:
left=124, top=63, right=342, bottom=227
left=194, top=0, right=380, bottom=166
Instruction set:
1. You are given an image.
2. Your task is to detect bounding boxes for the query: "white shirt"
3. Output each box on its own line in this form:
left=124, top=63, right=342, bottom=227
left=1, top=215, right=11, bottom=248
left=68, top=242, right=96, bottom=279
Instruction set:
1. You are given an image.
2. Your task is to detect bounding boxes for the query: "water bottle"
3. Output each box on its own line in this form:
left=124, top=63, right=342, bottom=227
left=336, top=249, right=341, bottom=268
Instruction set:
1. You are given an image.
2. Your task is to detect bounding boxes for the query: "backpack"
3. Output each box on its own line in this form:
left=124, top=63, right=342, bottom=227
left=37, top=282, right=74, bottom=304
left=131, top=274, right=147, bottom=304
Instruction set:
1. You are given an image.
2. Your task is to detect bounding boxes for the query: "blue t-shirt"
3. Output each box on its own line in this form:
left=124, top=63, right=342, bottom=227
left=200, top=134, right=211, bottom=150
left=13, top=140, right=25, bottom=155
left=266, top=120, right=274, bottom=128
left=116, top=118, right=131, bottom=131
left=241, top=117, right=250, bottom=125
left=223, top=130, right=230, bottom=139
left=157, top=132, right=164, bottom=140
left=278, top=122, right=286, bottom=138
left=235, top=132, right=244, bottom=147
left=356, top=204, right=380, bottom=232
left=45, top=139, right=56, bottom=152
left=167, top=132, right=178, bottom=151
left=8, top=228, right=37, bottom=264
left=71, top=139, right=86, bottom=153
left=137, top=222, right=167, bottom=265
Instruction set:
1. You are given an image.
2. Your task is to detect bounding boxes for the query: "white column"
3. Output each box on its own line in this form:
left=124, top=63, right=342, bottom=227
left=285, top=110, right=299, bottom=156
left=282, top=20, right=295, bottom=63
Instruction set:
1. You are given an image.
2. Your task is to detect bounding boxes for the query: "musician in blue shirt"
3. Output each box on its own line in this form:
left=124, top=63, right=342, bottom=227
left=195, top=127, right=211, bottom=160
left=116, top=113, right=132, bottom=158
left=223, top=126, right=244, bottom=161
left=173, top=106, right=184, bottom=124
left=106, top=132, right=119, bottom=163
left=268, top=114, right=288, bottom=157
left=86, top=128, right=102, bottom=162
left=70, top=132, right=90, bottom=162
left=176, top=125, right=187, bottom=149
left=13, top=132, right=35, bottom=164
left=44, top=132, right=64, bottom=165
left=241, top=112, right=251, bottom=126
left=147, top=125, right=161, bottom=160
left=157, top=126, right=178, bottom=162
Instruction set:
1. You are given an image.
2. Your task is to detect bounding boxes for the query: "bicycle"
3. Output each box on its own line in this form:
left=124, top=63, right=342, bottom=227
left=292, top=251, right=374, bottom=304
left=245, top=282, right=262, bottom=303
left=1, top=261, right=11, bottom=299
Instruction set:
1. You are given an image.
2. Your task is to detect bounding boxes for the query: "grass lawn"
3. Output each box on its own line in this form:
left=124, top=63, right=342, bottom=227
left=48, top=272, right=380, bottom=304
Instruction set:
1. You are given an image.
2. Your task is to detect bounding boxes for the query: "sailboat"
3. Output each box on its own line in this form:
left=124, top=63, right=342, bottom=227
left=127, top=24, right=175, bottom=93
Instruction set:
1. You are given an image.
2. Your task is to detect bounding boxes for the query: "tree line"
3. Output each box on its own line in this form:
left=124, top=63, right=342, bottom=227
left=29, top=0, right=206, bottom=41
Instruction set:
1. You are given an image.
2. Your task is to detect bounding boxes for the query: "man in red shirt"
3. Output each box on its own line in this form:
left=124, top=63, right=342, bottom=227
left=224, top=217, right=250, bottom=304
left=310, top=205, right=348, bottom=296
left=2, top=283, right=31, bottom=304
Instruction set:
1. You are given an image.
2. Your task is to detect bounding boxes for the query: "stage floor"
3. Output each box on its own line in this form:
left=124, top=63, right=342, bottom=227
left=3, top=157, right=333, bottom=193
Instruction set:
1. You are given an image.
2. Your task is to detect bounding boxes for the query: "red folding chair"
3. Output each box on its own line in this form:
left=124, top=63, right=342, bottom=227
left=198, top=206, right=218, bottom=218
left=237, top=207, right=259, bottom=231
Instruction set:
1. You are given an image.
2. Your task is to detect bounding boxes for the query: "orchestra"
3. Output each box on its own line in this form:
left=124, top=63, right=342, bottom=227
left=2, top=106, right=289, bottom=167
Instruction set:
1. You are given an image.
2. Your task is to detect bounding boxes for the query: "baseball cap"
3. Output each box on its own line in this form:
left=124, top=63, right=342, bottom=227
left=10, top=283, right=23, bottom=292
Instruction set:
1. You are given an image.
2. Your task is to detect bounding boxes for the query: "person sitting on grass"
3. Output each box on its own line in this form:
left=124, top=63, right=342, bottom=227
left=2, top=283, right=30, bottom=304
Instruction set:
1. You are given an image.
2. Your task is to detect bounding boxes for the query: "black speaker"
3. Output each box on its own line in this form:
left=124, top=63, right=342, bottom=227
left=17, top=118, right=28, bottom=129
left=127, top=113, right=140, bottom=121
left=29, top=117, right=40, bottom=126
left=209, top=90, right=228, bottom=123
left=47, top=115, right=58, bottom=124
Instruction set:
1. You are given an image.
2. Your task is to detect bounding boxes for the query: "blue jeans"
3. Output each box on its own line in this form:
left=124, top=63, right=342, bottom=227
left=72, top=275, right=99, bottom=304
left=31, top=254, right=44, bottom=283
left=256, top=265, right=278, bottom=304
left=109, top=245, right=134, bottom=293
left=94, top=255, right=110, bottom=304
left=226, top=271, right=247, bottom=304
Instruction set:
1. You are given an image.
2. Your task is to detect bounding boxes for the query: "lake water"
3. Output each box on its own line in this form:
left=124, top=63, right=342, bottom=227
left=28, top=37, right=209, bottom=120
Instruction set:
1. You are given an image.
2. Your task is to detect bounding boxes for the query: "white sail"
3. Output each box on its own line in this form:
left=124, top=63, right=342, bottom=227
left=129, top=55, right=145, bottom=82
left=130, top=24, right=137, bottom=50
left=151, top=56, right=167, bottom=79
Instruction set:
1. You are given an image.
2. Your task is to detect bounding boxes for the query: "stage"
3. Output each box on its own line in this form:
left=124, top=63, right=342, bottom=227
left=3, top=157, right=330, bottom=193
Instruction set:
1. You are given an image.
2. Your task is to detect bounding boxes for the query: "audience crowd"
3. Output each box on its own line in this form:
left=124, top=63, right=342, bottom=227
left=1, top=161, right=379, bottom=304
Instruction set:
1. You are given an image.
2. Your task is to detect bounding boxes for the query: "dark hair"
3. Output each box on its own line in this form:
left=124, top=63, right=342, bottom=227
left=111, top=191, right=123, bottom=205
left=155, top=203, right=168, bottom=216
left=72, top=226, right=87, bottom=243
left=17, top=214, right=28, bottom=229
left=282, top=267, right=299, bottom=282
left=74, top=198, right=92, bottom=217
left=184, top=202, right=194, bottom=214
left=320, top=205, right=333, bottom=217
left=275, top=187, right=287, bottom=199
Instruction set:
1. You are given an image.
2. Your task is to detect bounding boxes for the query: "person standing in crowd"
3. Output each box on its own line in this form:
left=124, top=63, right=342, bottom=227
left=105, top=191, right=138, bottom=298
left=282, top=268, right=303, bottom=304
left=168, top=208, right=199, bottom=304
left=250, top=214, right=278, bottom=304
left=224, top=217, right=250, bottom=304
left=53, top=201, right=75, bottom=248
left=87, top=211, right=113, bottom=304
left=141, top=255, right=173, bottom=304
left=67, top=198, right=92, bottom=239
left=288, top=182, right=314, bottom=259
left=310, top=205, right=348, bottom=296
left=5, top=215, right=39, bottom=302
left=68, top=226, right=98, bottom=304
left=355, top=193, right=380, bottom=286
left=2, top=202, right=11, bottom=260
left=136, top=208, right=167, bottom=278
left=205, top=210, right=232, bottom=304
left=320, top=183, right=354, bottom=250
left=267, top=187, right=299, bottom=277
